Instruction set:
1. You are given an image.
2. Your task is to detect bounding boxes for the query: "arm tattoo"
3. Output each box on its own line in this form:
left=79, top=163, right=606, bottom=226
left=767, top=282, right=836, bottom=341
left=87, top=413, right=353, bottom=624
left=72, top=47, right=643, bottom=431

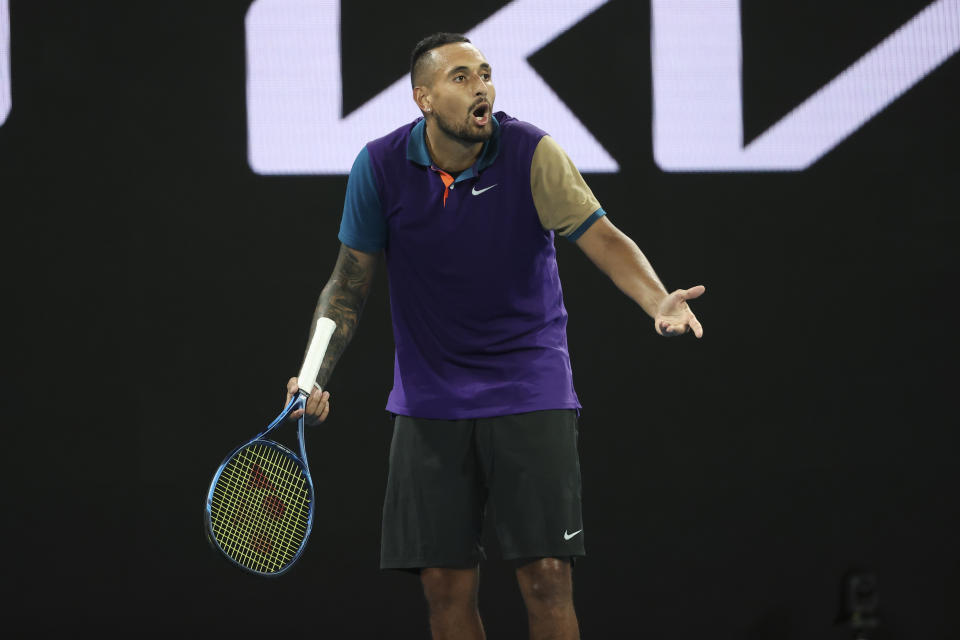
left=307, top=245, right=377, bottom=390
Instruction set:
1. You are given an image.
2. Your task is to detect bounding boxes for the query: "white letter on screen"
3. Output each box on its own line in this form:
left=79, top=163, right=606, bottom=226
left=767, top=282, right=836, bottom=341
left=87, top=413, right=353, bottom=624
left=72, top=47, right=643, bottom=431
left=651, top=0, right=960, bottom=171
left=1, top=0, right=11, bottom=126
left=245, top=0, right=618, bottom=175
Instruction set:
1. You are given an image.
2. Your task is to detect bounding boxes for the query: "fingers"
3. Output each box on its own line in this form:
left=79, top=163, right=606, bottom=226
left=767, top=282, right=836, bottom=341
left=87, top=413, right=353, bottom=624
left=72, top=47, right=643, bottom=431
left=678, top=285, right=706, bottom=301
left=285, top=377, right=302, bottom=419
left=284, top=383, right=331, bottom=423
left=656, top=312, right=704, bottom=338
left=304, top=387, right=331, bottom=425
left=659, top=286, right=704, bottom=317
left=285, top=377, right=329, bottom=421
left=658, top=320, right=688, bottom=337
left=688, top=313, right=704, bottom=338
left=680, top=286, right=705, bottom=337
left=317, top=394, right=331, bottom=423
left=656, top=285, right=706, bottom=338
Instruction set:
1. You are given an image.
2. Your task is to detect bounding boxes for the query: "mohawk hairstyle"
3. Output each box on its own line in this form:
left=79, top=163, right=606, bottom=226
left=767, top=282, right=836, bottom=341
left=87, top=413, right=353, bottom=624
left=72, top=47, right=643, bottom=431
left=410, top=32, right=471, bottom=87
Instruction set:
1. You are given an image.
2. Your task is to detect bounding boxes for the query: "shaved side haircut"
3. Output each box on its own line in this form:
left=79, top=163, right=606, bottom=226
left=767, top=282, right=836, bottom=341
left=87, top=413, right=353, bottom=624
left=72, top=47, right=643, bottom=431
left=410, top=32, right=471, bottom=88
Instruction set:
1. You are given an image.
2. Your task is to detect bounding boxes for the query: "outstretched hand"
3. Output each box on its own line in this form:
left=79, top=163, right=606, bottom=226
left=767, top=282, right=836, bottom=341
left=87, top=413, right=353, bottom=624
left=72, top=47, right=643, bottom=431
left=654, top=285, right=705, bottom=338
left=285, top=376, right=331, bottom=425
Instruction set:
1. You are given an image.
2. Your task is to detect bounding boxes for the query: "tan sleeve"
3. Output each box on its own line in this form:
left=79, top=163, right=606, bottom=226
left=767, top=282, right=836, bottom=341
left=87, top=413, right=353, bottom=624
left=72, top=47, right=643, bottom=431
left=530, top=135, right=602, bottom=236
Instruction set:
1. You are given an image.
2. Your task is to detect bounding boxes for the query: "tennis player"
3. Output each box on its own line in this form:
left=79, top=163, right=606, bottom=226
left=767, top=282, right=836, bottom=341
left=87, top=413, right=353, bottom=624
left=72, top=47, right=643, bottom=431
left=286, top=32, right=704, bottom=640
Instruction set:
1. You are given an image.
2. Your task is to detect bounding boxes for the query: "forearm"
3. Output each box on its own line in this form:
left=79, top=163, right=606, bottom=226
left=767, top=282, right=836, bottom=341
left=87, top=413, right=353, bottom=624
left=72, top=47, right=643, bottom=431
left=305, top=245, right=376, bottom=389
left=307, top=285, right=362, bottom=390
left=604, top=235, right=668, bottom=317
left=578, top=220, right=668, bottom=318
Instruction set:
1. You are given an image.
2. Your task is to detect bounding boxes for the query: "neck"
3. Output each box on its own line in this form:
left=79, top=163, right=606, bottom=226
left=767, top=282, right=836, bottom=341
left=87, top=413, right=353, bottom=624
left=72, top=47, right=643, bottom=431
left=424, top=120, right=483, bottom=174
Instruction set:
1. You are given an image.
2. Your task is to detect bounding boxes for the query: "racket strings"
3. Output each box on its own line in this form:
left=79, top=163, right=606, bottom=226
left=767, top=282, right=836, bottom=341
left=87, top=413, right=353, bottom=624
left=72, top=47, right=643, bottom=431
left=212, top=447, right=308, bottom=572
left=217, top=446, right=309, bottom=570
left=240, top=447, right=310, bottom=561
left=210, top=443, right=311, bottom=573
left=213, top=454, right=279, bottom=570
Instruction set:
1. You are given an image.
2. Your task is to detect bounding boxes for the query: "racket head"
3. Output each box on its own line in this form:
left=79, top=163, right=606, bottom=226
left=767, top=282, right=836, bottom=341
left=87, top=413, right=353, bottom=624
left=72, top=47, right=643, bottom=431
left=205, top=438, right=315, bottom=576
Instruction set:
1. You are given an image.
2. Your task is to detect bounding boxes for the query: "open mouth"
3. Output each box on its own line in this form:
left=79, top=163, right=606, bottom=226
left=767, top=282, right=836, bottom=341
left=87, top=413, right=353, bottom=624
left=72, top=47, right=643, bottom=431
left=472, top=103, right=490, bottom=126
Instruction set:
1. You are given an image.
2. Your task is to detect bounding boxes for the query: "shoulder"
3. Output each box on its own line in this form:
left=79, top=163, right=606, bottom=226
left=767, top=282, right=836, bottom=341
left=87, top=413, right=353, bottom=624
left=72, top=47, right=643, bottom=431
left=492, top=112, right=548, bottom=170
left=531, top=134, right=570, bottom=163
left=495, top=112, right=548, bottom=143
left=366, top=117, right=423, bottom=158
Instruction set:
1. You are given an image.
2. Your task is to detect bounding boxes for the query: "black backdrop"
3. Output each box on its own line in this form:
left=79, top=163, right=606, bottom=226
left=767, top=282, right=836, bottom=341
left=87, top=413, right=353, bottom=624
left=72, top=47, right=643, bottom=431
left=3, top=1, right=958, bottom=637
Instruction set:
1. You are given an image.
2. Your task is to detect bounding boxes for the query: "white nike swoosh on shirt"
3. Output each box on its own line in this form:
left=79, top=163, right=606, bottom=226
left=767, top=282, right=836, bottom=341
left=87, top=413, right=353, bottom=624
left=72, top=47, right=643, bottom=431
left=471, top=184, right=497, bottom=196
left=563, top=529, right=582, bottom=541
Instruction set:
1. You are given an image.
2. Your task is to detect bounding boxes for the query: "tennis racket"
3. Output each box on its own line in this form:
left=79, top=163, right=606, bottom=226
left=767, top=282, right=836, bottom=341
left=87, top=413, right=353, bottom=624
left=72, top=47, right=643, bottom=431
left=204, top=317, right=336, bottom=576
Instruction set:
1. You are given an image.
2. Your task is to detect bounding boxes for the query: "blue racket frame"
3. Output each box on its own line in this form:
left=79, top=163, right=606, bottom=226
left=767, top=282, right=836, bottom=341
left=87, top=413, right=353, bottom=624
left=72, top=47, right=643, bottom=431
left=204, top=393, right=315, bottom=577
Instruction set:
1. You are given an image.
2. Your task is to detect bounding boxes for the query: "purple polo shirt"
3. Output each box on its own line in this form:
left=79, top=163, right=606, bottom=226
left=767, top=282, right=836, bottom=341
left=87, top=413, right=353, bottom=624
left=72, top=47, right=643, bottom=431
left=339, top=112, right=603, bottom=419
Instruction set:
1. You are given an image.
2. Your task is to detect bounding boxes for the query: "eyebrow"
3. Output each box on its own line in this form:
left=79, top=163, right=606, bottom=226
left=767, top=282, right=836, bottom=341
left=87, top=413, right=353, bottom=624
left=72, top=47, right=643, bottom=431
left=447, top=63, right=492, bottom=76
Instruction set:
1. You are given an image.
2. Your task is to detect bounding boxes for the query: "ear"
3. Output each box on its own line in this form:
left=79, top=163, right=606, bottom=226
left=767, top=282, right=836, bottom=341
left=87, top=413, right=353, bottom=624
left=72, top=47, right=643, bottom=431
left=413, top=86, right=432, bottom=113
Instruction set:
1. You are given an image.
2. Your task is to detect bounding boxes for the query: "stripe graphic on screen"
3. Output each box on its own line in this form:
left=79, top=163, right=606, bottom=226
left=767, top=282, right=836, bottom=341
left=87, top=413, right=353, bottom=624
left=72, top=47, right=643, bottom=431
left=0, top=0, right=10, bottom=127
left=245, top=0, right=618, bottom=175
left=652, top=0, right=960, bottom=171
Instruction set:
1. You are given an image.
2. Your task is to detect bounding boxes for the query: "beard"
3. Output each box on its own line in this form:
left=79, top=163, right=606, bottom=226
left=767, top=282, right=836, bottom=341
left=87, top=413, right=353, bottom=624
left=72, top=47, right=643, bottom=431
left=434, top=108, right=493, bottom=144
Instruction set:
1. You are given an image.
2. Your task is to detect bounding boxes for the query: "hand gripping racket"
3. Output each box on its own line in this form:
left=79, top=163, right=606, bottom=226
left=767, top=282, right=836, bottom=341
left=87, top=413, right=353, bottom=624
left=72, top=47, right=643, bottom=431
left=204, top=318, right=336, bottom=576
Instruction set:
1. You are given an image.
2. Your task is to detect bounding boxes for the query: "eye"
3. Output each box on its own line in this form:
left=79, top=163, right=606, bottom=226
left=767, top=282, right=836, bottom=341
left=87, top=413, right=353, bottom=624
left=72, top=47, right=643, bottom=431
left=454, top=75, right=465, bottom=82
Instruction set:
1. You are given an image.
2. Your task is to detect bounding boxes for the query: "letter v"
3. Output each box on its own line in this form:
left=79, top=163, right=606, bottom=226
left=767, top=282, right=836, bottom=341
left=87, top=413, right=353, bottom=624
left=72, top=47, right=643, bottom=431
left=651, top=0, right=960, bottom=171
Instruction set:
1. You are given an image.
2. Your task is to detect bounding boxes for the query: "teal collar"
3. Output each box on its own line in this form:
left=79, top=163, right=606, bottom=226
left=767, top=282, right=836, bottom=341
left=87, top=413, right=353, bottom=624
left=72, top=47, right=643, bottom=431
left=406, top=115, right=501, bottom=183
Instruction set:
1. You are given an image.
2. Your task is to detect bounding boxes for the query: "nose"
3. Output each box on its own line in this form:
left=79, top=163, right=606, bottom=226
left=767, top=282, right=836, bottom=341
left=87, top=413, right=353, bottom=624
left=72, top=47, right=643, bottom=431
left=472, top=73, right=487, bottom=96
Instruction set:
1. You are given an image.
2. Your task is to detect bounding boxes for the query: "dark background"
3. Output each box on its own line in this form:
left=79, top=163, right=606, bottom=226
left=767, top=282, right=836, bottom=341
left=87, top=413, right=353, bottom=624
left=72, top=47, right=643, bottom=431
left=3, top=1, right=957, bottom=637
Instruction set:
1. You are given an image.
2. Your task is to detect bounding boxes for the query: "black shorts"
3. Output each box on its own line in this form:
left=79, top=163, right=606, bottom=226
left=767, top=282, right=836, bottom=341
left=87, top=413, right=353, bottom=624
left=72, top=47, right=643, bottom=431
left=380, top=409, right=585, bottom=571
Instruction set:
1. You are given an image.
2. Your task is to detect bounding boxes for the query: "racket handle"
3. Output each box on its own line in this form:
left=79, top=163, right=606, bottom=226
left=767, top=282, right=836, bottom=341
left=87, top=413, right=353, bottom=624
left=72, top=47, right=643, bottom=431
left=297, top=317, right=336, bottom=396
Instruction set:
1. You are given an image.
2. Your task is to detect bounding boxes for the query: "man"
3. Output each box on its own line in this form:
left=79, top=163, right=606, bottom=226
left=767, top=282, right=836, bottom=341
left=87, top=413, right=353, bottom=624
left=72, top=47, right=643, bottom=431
left=286, top=32, right=704, bottom=640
